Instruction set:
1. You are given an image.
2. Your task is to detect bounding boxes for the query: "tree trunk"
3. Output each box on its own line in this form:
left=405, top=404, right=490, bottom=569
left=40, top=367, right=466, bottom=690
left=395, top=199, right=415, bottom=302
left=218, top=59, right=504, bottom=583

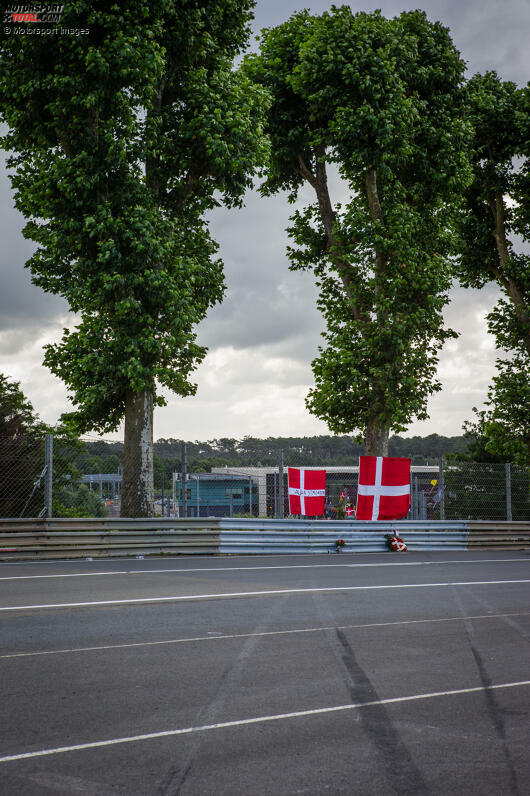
left=121, top=388, right=155, bottom=517
left=363, top=419, right=389, bottom=456
left=490, top=191, right=530, bottom=357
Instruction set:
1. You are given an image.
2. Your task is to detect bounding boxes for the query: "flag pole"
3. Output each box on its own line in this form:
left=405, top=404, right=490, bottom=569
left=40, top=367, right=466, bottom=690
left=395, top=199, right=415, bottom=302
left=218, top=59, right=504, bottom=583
left=278, top=449, right=284, bottom=519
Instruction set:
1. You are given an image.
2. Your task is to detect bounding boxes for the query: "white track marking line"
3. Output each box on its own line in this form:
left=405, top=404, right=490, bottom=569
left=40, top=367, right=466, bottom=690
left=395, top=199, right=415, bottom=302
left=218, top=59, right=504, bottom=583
left=0, top=571, right=129, bottom=581
left=1, top=579, right=529, bottom=612
left=1, top=612, right=528, bottom=660
left=1, top=681, right=528, bottom=764
left=1, top=552, right=523, bottom=567
left=0, top=558, right=528, bottom=581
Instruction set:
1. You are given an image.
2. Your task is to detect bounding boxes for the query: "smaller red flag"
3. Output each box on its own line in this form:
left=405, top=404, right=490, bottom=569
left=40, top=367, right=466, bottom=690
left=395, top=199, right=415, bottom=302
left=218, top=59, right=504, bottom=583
left=288, top=468, right=326, bottom=516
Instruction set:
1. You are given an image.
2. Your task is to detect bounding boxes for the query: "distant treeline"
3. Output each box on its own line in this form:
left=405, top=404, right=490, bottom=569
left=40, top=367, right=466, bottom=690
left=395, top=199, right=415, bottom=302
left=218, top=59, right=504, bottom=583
left=79, top=434, right=470, bottom=482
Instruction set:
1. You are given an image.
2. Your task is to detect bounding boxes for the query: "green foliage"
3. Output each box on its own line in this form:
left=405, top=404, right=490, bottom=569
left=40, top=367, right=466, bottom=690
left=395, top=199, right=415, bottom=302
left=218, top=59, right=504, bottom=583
left=454, top=72, right=529, bottom=463
left=0, top=1, right=269, bottom=434
left=0, top=374, right=46, bottom=437
left=443, top=461, right=529, bottom=521
left=461, top=357, right=529, bottom=466
left=74, top=433, right=469, bottom=474
left=0, top=374, right=82, bottom=516
left=0, top=374, right=45, bottom=516
left=54, top=484, right=107, bottom=518
left=153, top=452, right=167, bottom=489
left=455, top=73, right=528, bottom=292
left=244, top=8, right=471, bottom=445
left=152, top=433, right=467, bottom=467
left=480, top=355, right=529, bottom=464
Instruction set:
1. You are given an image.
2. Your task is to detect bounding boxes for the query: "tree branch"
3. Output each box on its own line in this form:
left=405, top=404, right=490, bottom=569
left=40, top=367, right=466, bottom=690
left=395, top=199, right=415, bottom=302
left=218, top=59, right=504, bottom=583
left=488, top=191, right=530, bottom=356
left=296, top=153, right=317, bottom=189
left=365, top=166, right=387, bottom=292
left=297, top=148, right=368, bottom=323
left=365, top=167, right=384, bottom=224
left=145, top=77, right=167, bottom=198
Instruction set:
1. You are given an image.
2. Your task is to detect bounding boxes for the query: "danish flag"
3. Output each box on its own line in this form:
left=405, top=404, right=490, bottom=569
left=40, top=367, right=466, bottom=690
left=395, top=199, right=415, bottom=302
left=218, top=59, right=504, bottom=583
left=288, top=468, right=326, bottom=516
left=356, top=456, right=411, bottom=521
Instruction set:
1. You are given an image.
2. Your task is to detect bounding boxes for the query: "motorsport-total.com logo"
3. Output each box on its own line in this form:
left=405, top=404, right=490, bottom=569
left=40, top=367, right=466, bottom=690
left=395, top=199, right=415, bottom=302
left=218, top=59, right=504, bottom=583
left=4, top=4, right=90, bottom=36
left=3, top=3, right=65, bottom=24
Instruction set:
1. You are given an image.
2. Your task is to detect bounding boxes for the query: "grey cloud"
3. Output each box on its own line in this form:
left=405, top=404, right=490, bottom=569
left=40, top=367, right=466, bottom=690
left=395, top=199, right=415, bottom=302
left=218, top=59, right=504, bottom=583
left=0, top=327, right=49, bottom=357
left=199, top=281, right=322, bottom=352
left=0, top=155, right=69, bottom=330
left=202, top=188, right=324, bottom=354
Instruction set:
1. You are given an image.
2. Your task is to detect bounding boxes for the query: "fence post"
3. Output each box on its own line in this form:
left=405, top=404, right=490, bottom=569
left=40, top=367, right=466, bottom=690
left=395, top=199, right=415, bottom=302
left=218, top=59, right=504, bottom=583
left=44, top=433, right=53, bottom=518
left=278, top=449, right=284, bottom=519
left=172, top=472, right=178, bottom=517
left=505, top=462, right=512, bottom=521
left=439, top=458, right=445, bottom=520
left=181, top=443, right=187, bottom=518
left=249, top=476, right=253, bottom=517
left=420, top=490, right=427, bottom=520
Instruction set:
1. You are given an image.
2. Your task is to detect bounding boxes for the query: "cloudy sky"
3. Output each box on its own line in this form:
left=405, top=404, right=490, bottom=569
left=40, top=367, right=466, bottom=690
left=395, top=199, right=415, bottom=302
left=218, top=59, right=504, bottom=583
left=1, top=0, right=528, bottom=442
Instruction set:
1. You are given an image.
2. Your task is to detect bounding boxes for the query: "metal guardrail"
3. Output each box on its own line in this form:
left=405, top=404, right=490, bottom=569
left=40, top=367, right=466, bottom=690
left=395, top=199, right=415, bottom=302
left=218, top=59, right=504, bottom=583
left=2, top=517, right=528, bottom=531
left=0, top=518, right=222, bottom=532
left=218, top=531, right=471, bottom=554
left=0, top=531, right=220, bottom=560
left=0, top=518, right=528, bottom=560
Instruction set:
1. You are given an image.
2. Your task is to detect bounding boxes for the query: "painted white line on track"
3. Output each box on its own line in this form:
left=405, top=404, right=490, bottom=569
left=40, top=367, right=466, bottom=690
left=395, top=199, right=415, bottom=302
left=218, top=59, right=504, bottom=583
left=1, top=612, right=528, bottom=660
left=4, top=550, right=526, bottom=564
left=1, top=579, right=529, bottom=612
left=0, top=557, right=528, bottom=581
left=1, top=680, right=529, bottom=764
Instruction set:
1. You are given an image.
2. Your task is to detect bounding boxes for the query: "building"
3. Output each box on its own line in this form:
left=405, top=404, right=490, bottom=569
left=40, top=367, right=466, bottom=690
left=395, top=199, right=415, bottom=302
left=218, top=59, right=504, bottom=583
left=172, top=472, right=257, bottom=517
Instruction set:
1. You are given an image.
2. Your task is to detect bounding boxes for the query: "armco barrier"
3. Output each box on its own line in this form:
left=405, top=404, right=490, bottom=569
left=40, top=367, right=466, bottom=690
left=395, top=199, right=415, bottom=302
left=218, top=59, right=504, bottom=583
left=218, top=530, right=470, bottom=554
left=466, top=521, right=530, bottom=550
left=0, top=532, right=221, bottom=560
left=0, top=518, right=528, bottom=560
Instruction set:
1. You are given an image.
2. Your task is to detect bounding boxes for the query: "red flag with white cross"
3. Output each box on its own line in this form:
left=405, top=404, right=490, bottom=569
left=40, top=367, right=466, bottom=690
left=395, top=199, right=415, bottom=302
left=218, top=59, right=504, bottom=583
left=356, top=456, right=411, bottom=520
left=288, top=468, right=326, bottom=516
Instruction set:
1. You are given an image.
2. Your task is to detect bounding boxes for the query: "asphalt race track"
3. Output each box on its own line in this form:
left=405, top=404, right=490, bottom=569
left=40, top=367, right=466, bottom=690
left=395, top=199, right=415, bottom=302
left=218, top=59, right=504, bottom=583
left=0, top=551, right=529, bottom=795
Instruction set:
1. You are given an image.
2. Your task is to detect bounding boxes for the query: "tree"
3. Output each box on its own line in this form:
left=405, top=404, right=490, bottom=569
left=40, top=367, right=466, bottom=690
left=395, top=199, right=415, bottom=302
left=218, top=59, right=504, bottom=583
left=0, top=1, right=268, bottom=515
left=244, top=8, right=470, bottom=454
left=459, top=414, right=514, bottom=464
left=454, top=73, right=529, bottom=464
left=54, top=484, right=108, bottom=518
left=0, top=374, right=88, bottom=516
left=0, top=375, right=44, bottom=437
left=0, top=374, right=47, bottom=517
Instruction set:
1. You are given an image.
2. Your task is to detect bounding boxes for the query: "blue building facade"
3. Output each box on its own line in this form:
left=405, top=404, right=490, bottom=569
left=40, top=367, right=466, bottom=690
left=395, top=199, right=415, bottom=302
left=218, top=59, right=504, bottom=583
left=174, top=473, right=257, bottom=517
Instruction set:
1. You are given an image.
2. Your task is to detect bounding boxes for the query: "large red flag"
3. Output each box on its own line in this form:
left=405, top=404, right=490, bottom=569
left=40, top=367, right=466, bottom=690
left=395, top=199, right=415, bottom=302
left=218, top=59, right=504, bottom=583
left=288, top=468, right=326, bottom=516
left=356, top=456, right=411, bottom=520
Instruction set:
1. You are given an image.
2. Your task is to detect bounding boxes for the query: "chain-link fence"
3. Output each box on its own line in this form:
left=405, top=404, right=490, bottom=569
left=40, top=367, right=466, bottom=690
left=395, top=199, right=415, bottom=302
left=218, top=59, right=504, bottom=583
left=210, top=458, right=528, bottom=522
left=0, top=434, right=527, bottom=520
left=0, top=433, right=47, bottom=518
left=0, top=433, right=111, bottom=519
